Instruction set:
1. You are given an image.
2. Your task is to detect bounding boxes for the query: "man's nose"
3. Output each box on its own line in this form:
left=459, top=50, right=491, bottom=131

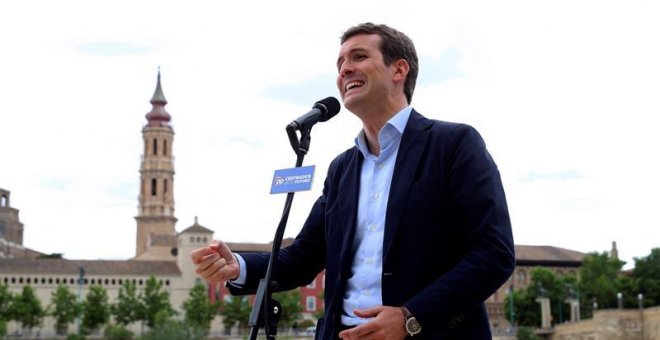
left=339, top=62, right=354, bottom=77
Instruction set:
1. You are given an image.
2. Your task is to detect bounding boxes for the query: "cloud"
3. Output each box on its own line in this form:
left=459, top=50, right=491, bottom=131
left=226, top=136, right=264, bottom=148
left=105, top=181, right=137, bottom=201
left=40, top=178, right=72, bottom=191
left=78, top=41, right=151, bottom=57
left=517, top=170, right=584, bottom=183
left=261, top=74, right=339, bottom=106
left=418, top=48, right=464, bottom=86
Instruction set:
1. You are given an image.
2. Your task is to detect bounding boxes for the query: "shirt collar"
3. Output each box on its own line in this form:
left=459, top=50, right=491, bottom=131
left=355, top=106, right=413, bottom=158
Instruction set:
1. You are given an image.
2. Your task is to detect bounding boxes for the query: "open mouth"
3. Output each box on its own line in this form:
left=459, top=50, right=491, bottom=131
left=345, top=81, right=365, bottom=92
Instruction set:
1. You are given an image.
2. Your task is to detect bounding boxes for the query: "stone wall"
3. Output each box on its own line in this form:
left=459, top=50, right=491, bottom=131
left=643, top=306, right=660, bottom=340
left=551, top=307, right=660, bottom=340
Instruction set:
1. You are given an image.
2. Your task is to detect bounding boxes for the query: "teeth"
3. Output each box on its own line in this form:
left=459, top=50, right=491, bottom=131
left=346, top=81, right=364, bottom=91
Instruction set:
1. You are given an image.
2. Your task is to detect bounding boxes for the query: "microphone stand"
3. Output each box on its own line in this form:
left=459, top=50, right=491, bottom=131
left=247, top=123, right=314, bottom=340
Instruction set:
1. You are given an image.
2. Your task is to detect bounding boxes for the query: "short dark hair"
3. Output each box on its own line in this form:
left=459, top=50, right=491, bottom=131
left=341, top=23, right=419, bottom=104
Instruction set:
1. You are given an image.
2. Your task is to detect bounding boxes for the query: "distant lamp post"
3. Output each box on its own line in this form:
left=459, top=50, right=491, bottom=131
left=638, top=293, right=644, bottom=310
left=617, top=292, right=623, bottom=309
left=508, top=285, right=515, bottom=330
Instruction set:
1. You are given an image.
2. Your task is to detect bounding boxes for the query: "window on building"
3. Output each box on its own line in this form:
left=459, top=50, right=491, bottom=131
left=306, top=296, right=316, bottom=312
left=164, top=179, right=168, bottom=194
left=517, top=270, right=526, bottom=284
left=163, top=140, right=167, bottom=156
left=1, top=194, right=7, bottom=207
left=0, top=222, right=5, bottom=238
left=151, top=178, right=157, bottom=196
left=190, top=236, right=195, bottom=243
left=153, top=138, right=158, bottom=155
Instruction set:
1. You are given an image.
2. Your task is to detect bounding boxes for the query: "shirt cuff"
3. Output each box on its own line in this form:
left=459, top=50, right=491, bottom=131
left=227, top=253, right=247, bottom=287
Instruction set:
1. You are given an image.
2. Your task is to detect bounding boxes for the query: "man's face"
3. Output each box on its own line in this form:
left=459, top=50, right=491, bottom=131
left=336, top=34, right=396, bottom=114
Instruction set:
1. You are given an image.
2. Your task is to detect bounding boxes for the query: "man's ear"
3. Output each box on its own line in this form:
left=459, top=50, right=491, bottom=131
left=392, top=59, right=410, bottom=83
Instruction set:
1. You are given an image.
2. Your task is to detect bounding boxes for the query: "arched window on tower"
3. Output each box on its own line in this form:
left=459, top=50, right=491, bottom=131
left=1, top=195, right=7, bottom=207
left=164, top=179, right=168, bottom=194
left=151, top=178, right=157, bottom=196
left=153, top=138, right=158, bottom=155
left=163, top=140, right=168, bottom=156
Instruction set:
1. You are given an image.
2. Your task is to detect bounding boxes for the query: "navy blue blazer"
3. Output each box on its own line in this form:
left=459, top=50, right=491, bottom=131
left=230, top=110, right=515, bottom=339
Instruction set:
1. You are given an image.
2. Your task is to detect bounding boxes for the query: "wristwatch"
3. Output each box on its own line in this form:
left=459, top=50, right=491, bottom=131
left=401, top=306, right=422, bottom=336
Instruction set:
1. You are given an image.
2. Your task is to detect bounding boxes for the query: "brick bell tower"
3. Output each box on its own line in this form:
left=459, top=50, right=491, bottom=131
left=134, top=70, right=177, bottom=259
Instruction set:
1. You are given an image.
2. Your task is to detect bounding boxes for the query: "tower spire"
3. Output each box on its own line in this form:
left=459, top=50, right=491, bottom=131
left=145, top=68, right=171, bottom=126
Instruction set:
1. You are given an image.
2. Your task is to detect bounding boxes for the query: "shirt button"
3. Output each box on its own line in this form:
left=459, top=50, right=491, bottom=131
left=371, top=192, right=380, bottom=200
left=377, top=162, right=384, bottom=169
left=363, top=290, right=371, bottom=296
left=366, top=257, right=374, bottom=265
left=369, top=224, right=377, bottom=232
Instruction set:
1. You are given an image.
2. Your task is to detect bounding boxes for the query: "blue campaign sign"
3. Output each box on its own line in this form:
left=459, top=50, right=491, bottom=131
left=270, top=165, right=316, bottom=194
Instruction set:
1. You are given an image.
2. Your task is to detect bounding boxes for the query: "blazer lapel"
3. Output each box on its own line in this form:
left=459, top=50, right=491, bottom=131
left=383, top=110, right=432, bottom=262
left=337, top=148, right=362, bottom=277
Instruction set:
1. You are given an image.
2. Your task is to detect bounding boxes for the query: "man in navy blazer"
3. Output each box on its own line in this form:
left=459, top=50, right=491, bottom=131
left=192, top=23, right=514, bottom=339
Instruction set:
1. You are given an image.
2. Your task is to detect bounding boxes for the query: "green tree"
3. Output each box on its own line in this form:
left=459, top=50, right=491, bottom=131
left=505, top=287, right=540, bottom=327
left=111, top=281, right=142, bottom=326
left=219, top=295, right=250, bottom=335
left=11, top=285, right=45, bottom=333
left=182, top=283, right=219, bottom=332
left=140, top=276, right=173, bottom=328
left=273, top=289, right=303, bottom=330
left=140, top=309, right=205, bottom=340
left=632, top=248, right=660, bottom=307
left=579, top=252, right=625, bottom=311
left=50, top=285, right=81, bottom=335
left=81, top=285, right=110, bottom=333
left=517, top=326, right=541, bottom=340
left=0, top=283, right=13, bottom=320
left=313, top=291, right=325, bottom=320
left=103, top=324, right=134, bottom=340
left=0, top=319, right=6, bottom=338
left=505, top=268, right=578, bottom=327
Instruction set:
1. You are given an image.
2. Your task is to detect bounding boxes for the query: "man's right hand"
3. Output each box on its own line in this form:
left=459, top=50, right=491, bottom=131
left=191, top=240, right=240, bottom=284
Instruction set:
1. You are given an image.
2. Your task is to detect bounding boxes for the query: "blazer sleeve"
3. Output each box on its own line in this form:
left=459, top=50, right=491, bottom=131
left=404, top=124, right=515, bottom=330
left=227, top=157, right=340, bottom=295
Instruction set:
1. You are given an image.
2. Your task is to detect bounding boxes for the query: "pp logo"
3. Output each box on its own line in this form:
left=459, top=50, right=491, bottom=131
left=274, top=177, right=285, bottom=186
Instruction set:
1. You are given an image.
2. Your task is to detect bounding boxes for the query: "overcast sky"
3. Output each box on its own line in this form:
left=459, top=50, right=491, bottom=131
left=1, top=0, right=658, bottom=269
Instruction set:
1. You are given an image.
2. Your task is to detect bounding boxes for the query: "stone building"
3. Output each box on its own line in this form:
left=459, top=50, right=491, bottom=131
left=486, top=245, right=586, bottom=332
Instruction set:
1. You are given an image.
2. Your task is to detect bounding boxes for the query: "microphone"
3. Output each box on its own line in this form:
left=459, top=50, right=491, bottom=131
left=288, top=97, right=341, bottom=130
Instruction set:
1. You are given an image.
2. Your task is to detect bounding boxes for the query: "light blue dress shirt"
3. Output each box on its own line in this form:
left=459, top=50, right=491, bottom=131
left=341, top=106, right=412, bottom=326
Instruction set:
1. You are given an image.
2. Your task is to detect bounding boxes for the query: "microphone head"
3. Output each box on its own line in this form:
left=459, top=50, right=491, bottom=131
left=314, top=97, right=341, bottom=122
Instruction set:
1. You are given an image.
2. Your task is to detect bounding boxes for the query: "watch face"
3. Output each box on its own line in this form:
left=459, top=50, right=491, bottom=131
left=406, top=317, right=422, bottom=335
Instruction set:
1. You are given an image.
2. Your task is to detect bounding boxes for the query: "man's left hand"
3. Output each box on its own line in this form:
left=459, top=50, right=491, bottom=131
left=338, top=306, right=406, bottom=340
